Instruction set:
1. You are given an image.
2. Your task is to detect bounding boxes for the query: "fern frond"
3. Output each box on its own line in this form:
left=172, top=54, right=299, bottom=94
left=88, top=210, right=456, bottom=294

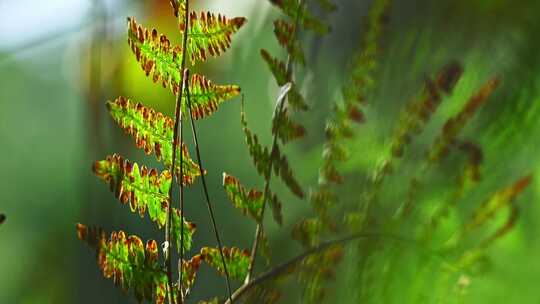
left=179, top=255, right=203, bottom=294
left=169, top=0, right=186, bottom=19
left=241, top=102, right=273, bottom=177
left=200, top=247, right=250, bottom=280
left=463, top=175, right=531, bottom=234
left=261, top=49, right=288, bottom=86
left=222, top=173, right=264, bottom=222
left=390, top=62, right=463, bottom=158
left=187, top=12, right=246, bottom=63
left=269, top=0, right=330, bottom=34
left=428, top=76, right=501, bottom=163
left=127, top=17, right=185, bottom=95
left=92, top=154, right=196, bottom=251
left=184, top=74, right=240, bottom=120
left=292, top=218, right=323, bottom=248
left=76, top=224, right=169, bottom=304
left=287, top=84, right=309, bottom=111
left=272, top=110, right=306, bottom=144
left=272, top=145, right=305, bottom=198
left=274, top=20, right=305, bottom=65
left=107, top=97, right=202, bottom=184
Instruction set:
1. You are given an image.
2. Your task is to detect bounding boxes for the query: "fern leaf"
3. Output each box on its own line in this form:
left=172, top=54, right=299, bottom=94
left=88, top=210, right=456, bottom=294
left=127, top=17, right=185, bottom=95
left=179, top=255, right=203, bottom=294
left=269, top=0, right=330, bottom=34
left=200, top=247, right=250, bottom=280
left=272, top=145, right=305, bottom=198
left=169, top=0, right=186, bottom=19
left=268, top=191, right=284, bottom=226
left=390, top=62, right=463, bottom=158
left=187, top=11, right=246, bottom=63
left=222, top=173, right=264, bottom=222
left=92, top=154, right=196, bottom=252
left=272, top=110, right=306, bottom=144
left=287, top=84, right=309, bottom=111
left=185, top=74, right=240, bottom=120
left=76, top=224, right=169, bottom=304
left=428, top=76, right=500, bottom=163
left=274, top=20, right=305, bottom=65
left=292, top=218, right=323, bottom=248
left=261, top=49, right=288, bottom=86
left=107, top=97, right=202, bottom=185
left=241, top=102, right=273, bottom=177
left=464, top=175, right=532, bottom=234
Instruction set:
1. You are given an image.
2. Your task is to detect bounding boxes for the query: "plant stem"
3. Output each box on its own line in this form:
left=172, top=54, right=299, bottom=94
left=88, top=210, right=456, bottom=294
left=185, top=72, right=234, bottom=303
left=227, top=232, right=425, bottom=304
left=245, top=0, right=306, bottom=283
left=166, top=1, right=191, bottom=303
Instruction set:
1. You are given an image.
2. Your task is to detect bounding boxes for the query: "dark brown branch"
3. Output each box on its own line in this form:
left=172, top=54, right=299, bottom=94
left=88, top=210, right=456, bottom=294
left=167, top=1, right=191, bottom=303
left=245, top=0, right=306, bottom=283
left=185, top=71, right=234, bottom=303
left=227, top=233, right=427, bottom=304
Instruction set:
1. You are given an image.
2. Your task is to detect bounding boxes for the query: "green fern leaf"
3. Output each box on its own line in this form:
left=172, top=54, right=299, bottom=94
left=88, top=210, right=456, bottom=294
left=270, top=0, right=330, bottom=34
left=427, top=76, right=500, bottom=163
left=127, top=17, right=185, bottom=95
left=186, top=11, right=246, bottom=63
left=92, top=154, right=196, bottom=252
left=287, top=84, right=309, bottom=111
left=179, top=255, right=202, bottom=294
left=390, top=62, right=463, bottom=158
left=241, top=102, right=273, bottom=177
left=272, top=145, right=305, bottom=198
left=464, top=176, right=532, bottom=235
left=76, top=224, right=169, bottom=304
left=184, top=74, right=240, bottom=120
left=169, top=0, right=186, bottom=19
left=107, top=97, right=202, bottom=185
left=274, top=20, right=305, bottom=65
left=200, top=247, right=250, bottom=280
left=261, top=49, right=288, bottom=86
left=222, top=173, right=264, bottom=222
left=272, top=110, right=306, bottom=144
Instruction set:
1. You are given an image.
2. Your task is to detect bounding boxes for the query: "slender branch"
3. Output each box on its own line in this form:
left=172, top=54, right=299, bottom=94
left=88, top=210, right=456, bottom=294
left=185, top=71, right=234, bottom=303
left=166, top=1, right=191, bottom=304
left=245, top=0, right=306, bottom=283
left=227, top=232, right=429, bottom=304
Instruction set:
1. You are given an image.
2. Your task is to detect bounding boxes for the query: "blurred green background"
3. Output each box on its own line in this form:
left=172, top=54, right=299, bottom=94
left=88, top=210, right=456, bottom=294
left=1, top=0, right=539, bottom=303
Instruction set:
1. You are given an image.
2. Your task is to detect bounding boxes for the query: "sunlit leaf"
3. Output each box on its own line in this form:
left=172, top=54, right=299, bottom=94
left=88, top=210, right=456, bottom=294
left=200, top=247, right=250, bottom=280
left=107, top=97, right=202, bottom=185
left=222, top=173, right=264, bottom=222
left=76, top=224, right=169, bottom=304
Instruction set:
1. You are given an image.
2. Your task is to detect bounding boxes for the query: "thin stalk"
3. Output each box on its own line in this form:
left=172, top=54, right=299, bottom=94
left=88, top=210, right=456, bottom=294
left=227, top=232, right=430, bottom=304
left=166, top=1, right=191, bottom=304
left=185, top=71, right=234, bottom=303
left=245, top=0, right=306, bottom=283
left=178, top=71, right=185, bottom=304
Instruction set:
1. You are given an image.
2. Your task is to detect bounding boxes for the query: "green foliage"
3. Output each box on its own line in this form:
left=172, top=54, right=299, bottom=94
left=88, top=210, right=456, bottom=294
left=107, top=97, right=202, bottom=184
left=187, top=12, right=246, bottom=63
left=92, top=154, right=196, bottom=252
left=0, top=213, right=5, bottom=226
left=76, top=224, right=169, bottom=304
left=222, top=173, right=264, bottom=222
left=269, top=0, right=330, bottom=34
left=200, top=247, right=250, bottom=280
left=78, top=1, right=250, bottom=302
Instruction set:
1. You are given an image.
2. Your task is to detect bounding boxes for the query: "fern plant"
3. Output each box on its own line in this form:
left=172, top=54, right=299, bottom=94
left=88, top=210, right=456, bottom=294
left=77, top=1, right=250, bottom=303
left=76, top=0, right=534, bottom=303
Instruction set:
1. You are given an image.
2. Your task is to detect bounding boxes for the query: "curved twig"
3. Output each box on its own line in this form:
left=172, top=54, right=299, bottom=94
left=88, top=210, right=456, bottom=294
left=228, top=232, right=435, bottom=303
left=185, top=71, right=234, bottom=302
